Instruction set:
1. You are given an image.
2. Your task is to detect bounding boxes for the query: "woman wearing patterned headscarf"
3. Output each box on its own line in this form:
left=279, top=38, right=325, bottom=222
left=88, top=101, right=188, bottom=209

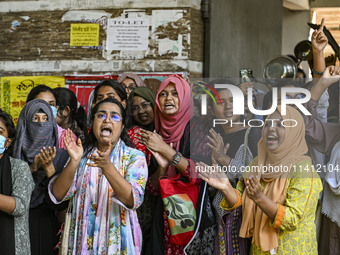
left=12, top=99, right=69, bottom=255
left=199, top=106, right=322, bottom=254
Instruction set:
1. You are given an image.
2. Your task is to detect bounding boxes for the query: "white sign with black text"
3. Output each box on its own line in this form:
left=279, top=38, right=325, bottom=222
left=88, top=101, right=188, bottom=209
left=106, top=18, right=149, bottom=51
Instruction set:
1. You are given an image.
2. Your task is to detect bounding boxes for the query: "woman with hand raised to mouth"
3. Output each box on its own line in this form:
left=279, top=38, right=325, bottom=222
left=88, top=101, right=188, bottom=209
left=198, top=106, right=322, bottom=255
left=49, top=97, right=148, bottom=254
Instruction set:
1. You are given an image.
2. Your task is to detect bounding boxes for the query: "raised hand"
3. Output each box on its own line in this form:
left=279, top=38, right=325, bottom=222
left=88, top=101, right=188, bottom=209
left=207, top=128, right=231, bottom=166
left=30, top=154, right=42, bottom=173
left=64, top=128, right=83, bottom=162
left=150, top=147, right=169, bottom=170
left=86, top=141, right=113, bottom=172
left=322, top=65, right=340, bottom=79
left=135, top=129, right=168, bottom=153
left=245, top=177, right=262, bottom=203
left=325, top=54, right=337, bottom=67
left=196, top=161, right=231, bottom=191
left=239, top=82, right=254, bottom=95
left=38, top=146, right=57, bottom=177
left=312, top=18, right=328, bottom=52
left=39, top=146, right=56, bottom=167
left=312, top=65, right=340, bottom=100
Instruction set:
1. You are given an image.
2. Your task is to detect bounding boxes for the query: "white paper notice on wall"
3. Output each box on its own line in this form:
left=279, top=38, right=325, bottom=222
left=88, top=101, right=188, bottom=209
left=106, top=19, right=149, bottom=51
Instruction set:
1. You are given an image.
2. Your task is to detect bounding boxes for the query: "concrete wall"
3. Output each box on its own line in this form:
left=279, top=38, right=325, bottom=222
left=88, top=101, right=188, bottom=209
left=208, top=0, right=283, bottom=78
left=282, top=8, right=311, bottom=77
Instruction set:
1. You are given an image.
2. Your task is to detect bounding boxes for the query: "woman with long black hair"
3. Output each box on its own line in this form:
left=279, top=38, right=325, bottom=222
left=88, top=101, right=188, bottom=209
left=53, top=87, right=87, bottom=144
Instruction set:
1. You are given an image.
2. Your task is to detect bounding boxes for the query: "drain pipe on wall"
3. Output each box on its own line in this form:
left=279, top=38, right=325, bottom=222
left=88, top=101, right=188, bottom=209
left=201, top=0, right=210, bottom=78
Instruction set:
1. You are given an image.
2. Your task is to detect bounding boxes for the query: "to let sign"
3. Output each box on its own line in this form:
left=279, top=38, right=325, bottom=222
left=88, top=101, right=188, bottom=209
left=106, top=19, right=149, bottom=51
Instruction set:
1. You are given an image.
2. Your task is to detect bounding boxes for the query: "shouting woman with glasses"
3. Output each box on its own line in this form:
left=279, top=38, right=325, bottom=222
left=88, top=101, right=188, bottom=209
left=49, top=97, right=148, bottom=254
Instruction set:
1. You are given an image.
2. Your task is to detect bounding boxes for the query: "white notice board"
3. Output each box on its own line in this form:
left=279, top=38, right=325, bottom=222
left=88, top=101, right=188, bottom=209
left=106, top=19, right=149, bottom=51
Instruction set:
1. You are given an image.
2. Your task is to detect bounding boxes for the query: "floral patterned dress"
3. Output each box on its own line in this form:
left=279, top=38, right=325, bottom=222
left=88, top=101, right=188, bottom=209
left=49, top=139, right=148, bottom=255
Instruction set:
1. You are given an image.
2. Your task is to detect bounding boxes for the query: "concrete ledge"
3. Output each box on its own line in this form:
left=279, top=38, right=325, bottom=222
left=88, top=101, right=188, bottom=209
left=0, top=0, right=201, bottom=13
left=0, top=59, right=203, bottom=75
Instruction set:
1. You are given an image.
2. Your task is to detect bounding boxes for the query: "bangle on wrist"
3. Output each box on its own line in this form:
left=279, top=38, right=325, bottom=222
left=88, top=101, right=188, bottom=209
left=170, top=151, right=182, bottom=166
left=312, top=68, right=324, bottom=75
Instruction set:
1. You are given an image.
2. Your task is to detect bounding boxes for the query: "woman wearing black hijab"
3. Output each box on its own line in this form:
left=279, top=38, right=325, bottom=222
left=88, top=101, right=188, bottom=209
left=12, top=99, right=69, bottom=255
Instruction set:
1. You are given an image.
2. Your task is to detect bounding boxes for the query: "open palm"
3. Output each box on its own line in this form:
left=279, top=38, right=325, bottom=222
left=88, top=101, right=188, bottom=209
left=64, top=129, right=83, bottom=161
left=196, top=162, right=230, bottom=191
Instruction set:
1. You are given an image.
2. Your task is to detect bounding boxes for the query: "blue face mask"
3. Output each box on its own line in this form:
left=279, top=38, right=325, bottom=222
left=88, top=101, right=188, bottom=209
left=50, top=105, right=58, bottom=119
left=0, top=135, right=7, bottom=154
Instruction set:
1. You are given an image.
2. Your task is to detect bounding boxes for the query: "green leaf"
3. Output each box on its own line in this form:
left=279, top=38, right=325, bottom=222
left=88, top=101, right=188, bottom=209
left=175, top=204, right=184, bottom=213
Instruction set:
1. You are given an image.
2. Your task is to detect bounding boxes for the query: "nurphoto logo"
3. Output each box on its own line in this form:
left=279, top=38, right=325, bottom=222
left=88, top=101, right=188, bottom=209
left=198, top=83, right=311, bottom=128
left=200, top=84, right=311, bottom=116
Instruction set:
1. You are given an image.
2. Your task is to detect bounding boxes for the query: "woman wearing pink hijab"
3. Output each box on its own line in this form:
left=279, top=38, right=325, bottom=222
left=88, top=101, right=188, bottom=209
left=137, top=75, right=216, bottom=255
left=137, top=74, right=193, bottom=183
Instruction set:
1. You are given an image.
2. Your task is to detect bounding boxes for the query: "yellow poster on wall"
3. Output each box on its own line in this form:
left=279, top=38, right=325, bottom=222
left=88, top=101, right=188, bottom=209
left=0, top=76, right=65, bottom=124
left=70, top=23, right=99, bottom=46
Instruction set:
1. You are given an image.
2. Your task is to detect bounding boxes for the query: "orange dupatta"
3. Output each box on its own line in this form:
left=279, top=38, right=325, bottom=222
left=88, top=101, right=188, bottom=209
left=239, top=106, right=310, bottom=252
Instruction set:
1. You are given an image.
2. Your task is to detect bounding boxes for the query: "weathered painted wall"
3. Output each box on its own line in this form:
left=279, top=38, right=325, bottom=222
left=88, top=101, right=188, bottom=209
left=0, top=4, right=203, bottom=76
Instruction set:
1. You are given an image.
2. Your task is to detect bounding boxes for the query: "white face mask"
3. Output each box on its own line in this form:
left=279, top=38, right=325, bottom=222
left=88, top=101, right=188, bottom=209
left=0, top=135, right=7, bottom=154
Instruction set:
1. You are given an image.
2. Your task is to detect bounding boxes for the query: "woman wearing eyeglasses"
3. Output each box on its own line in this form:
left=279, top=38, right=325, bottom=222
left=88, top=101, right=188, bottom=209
left=49, top=98, right=148, bottom=254
left=118, top=73, right=146, bottom=98
left=126, top=87, right=156, bottom=254
left=127, top=87, right=156, bottom=166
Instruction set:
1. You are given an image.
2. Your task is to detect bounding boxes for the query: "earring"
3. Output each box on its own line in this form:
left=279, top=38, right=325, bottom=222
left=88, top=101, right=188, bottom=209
left=5, top=139, right=11, bottom=150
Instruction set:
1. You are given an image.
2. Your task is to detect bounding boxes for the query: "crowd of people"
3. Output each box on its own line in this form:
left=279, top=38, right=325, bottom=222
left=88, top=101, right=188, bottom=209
left=1, top=18, right=340, bottom=255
